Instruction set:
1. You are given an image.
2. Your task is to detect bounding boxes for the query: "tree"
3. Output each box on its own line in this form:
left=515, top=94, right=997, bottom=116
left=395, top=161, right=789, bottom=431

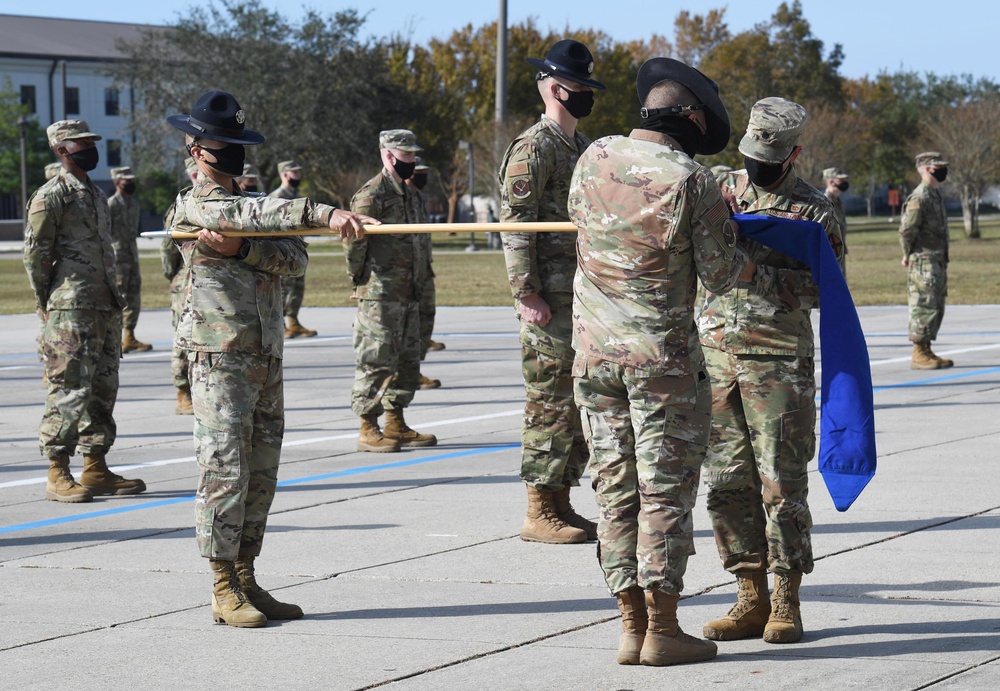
left=0, top=79, right=50, bottom=214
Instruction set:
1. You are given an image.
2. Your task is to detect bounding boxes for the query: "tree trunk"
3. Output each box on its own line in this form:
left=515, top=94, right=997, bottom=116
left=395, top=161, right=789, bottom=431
left=960, top=184, right=981, bottom=238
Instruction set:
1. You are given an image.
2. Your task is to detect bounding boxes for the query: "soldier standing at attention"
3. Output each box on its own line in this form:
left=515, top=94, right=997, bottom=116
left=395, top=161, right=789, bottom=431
left=699, top=98, right=844, bottom=646
left=237, top=163, right=260, bottom=193
left=571, top=58, right=752, bottom=666
left=823, top=167, right=850, bottom=275
left=900, top=152, right=953, bottom=370
left=161, top=157, right=199, bottom=415
left=498, top=39, right=604, bottom=545
left=348, top=130, right=436, bottom=453
left=24, top=120, right=147, bottom=503
left=167, top=90, right=373, bottom=627
left=109, top=166, right=153, bottom=353
left=405, top=157, right=442, bottom=390
left=269, top=160, right=317, bottom=339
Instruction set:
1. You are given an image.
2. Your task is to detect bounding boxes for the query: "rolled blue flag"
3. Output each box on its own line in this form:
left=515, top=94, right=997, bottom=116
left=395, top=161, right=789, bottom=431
left=733, top=214, right=876, bottom=511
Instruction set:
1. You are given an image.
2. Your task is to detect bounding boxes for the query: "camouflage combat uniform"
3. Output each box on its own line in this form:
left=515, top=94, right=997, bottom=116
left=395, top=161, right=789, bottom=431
left=23, top=167, right=125, bottom=459
left=499, top=114, right=590, bottom=490
left=570, top=130, right=748, bottom=595
left=699, top=168, right=843, bottom=576
left=161, top=192, right=192, bottom=394
left=172, top=177, right=333, bottom=560
left=824, top=188, right=848, bottom=275
left=268, top=184, right=308, bottom=320
left=348, top=168, right=427, bottom=416
left=900, top=181, right=949, bottom=343
left=108, top=188, right=143, bottom=331
left=412, top=185, right=437, bottom=359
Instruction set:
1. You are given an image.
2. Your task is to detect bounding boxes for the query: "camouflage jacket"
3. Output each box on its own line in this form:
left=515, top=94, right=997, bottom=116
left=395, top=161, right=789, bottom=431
left=699, top=168, right=844, bottom=356
left=570, top=130, right=748, bottom=375
left=498, top=114, right=588, bottom=300
left=825, top=190, right=848, bottom=264
left=899, top=182, right=948, bottom=262
left=161, top=189, right=191, bottom=296
left=347, top=168, right=427, bottom=301
left=411, top=185, right=434, bottom=273
left=23, top=168, right=123, bottom=312
left=268, top=185, right=298, bottom=201
left=108, top=191, right=141, bottom=278
left=172, top=177, right=330, bottom=356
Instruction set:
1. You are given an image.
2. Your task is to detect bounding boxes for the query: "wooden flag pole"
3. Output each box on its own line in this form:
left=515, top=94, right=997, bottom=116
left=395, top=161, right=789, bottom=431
left=141, top=222, right=576, bottom=239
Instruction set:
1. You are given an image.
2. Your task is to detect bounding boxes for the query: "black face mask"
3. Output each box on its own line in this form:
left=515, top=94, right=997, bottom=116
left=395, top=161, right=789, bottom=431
left=931, top=167, right=948, bottom=183
left=391, top=157, right=416, bottom=181
left=67, top=146, right=99, bottom=172
left=640, top=112, right=705, bottom=158
left=558, top=86, right=595, bottom=119
left=835, top=181, right=849, bottom=192
left=196, top=143, right=245, bottom=177
left=412, top=172, right=428, bottom=190
left=744, top=156, right=787, bottom=188
left=288, top=178, right=301, bottom=189
left=242, top=185, right=258, bottom=193
left=122, top=182, right=136, bottom=195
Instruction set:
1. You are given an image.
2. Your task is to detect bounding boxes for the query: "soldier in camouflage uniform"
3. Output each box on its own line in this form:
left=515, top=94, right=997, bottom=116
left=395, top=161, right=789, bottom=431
left=900, top=152, right=953, bottom=370
left=160, top=157, right=200, bottom=415
left=699, top=97, right=844, bottom=646
left=108, top=166, right=153, bottom=353
left=269, top=159, right=317, bottom=339
left=499, top=39, right=604, bottom=545
left=823, top=167, right=849, bottom=276
left=405, top=157, right=442, bottom=390
left=348, top=129, right=436, bottom=453
left=167, top=90, right=372, bottom=627
left=23, top=120, right=147, bottom=503
left=236, top=162, right=260, bottom=193
left=572, top=58, right=753, bottom=667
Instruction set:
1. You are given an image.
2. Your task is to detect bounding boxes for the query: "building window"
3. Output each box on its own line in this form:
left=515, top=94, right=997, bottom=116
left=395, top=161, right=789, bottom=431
left=65, top=87, right=80, bottom=115
left=107, top=139, right=122, bottom=167
left=105, top=87, right=120, bottom=116
left=20, top=85, right=37, bottom=114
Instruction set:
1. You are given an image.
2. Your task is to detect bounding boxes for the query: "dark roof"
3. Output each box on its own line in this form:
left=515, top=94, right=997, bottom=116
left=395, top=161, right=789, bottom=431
left=0, top=14, right=157, bottom=61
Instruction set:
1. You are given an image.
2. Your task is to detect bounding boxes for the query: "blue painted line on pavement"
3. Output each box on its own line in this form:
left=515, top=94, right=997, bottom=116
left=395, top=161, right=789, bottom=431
left=872, top=366, right=1000, bottom=392
left=0, top=443, right=520, bottom=535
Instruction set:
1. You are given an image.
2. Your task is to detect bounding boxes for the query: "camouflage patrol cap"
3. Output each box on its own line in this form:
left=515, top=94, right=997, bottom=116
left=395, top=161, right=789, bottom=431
left=915, top=151, right=948, bottom=168
left=379, top=129, right=423, bottom=152
left=46, top=119, right=102, bottom=148
left=44, top=162, right=62, bottom=180
left=183, top=156, right=199, bottom=173
left=414, top=156, right=430, bottom=172
left=823, top=167, right=849, bottom=180
left=110, top=166, right=136, bottom=180
left=277, top=160, right=302, bottom=174
left=240, top=163, right=259, bottom=179
left=738, top=97, right=808, bottom=165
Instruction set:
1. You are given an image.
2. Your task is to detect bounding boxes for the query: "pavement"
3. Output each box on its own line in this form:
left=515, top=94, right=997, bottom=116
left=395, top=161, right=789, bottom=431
left=1, top=304, right=998, bottom=691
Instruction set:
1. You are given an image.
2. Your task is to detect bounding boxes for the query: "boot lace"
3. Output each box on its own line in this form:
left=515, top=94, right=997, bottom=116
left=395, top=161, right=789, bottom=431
left=771, top=577, right=794, bottom=620
left=726, top=576, right=756, bottom=618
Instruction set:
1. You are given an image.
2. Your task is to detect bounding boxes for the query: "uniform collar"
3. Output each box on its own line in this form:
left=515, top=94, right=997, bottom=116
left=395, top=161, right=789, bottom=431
left=541, top=114, right=584, bottom=151
left=382, top=167, right=407, bottom=196
left=629, top=128, right=683, bottom=151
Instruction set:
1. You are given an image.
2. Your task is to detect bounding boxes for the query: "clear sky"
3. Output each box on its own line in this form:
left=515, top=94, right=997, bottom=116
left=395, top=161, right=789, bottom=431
left=3, top=0, right=995, bottom=80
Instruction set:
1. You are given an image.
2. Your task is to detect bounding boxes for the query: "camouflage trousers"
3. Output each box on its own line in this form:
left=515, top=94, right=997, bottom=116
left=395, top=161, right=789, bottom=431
left=281, top=274, right=305, bottom=319
left=170, top=287, right=189, bottom=392
left=574, top=355, right=711, bottom=595
left=419, top=274, right=436, bottom=360
left=907, top=254, right=947, bottom=343
left=118, top=265, right=142, bottom=331
left=351, top=299, right=421, bottom=416
left=190, top=351, right=284, bottom=561
left=38, top=309, right=122, bottom=458
left=702, top=348, right=816, bottom=574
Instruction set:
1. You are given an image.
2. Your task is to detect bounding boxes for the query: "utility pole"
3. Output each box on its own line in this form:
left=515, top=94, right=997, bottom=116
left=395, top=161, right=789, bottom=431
left=458, top=140, right=477, bottom=251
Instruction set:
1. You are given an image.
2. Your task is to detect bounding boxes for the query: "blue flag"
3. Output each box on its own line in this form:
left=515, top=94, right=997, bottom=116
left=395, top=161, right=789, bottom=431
left=734, top=214, right=876, bottom=511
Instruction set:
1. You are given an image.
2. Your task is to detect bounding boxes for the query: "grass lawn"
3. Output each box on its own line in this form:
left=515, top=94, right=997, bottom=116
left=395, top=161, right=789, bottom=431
left=2, top=219, right=999, bottom=315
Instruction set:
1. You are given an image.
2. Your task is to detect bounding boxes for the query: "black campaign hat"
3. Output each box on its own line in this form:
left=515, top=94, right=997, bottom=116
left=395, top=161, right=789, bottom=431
left=166, top=90, right=265, bottom=145
left=636, top=58, right=730, bottom=156
left=526, top=39, right=606, bottom=90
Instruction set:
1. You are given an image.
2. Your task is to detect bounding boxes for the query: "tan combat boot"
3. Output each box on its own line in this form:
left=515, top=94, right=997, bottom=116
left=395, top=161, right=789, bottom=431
left=928, top=344, right=954, bottom=368
left=519, top=486, right=587, bottom=544
left=235, top=555, right=303, bottom=620
left=911, top=342, right=942, bottom=370
left=419, top=374, right=441, bottom=389
left=427, top=339, right=446, bottom=352
left=763, top=572, right=803, bottom=643
left=640, top=590, right=718, bottom=666
left=122, top=329, right=153, bottom=353
left=703, top=570, right=771, bottom=640
left=45, top=454, right=93, bottom=503
left=79, top=453, right=146, bottom=496
left=615, top=586, right=648, bottom=665
left=358, top=413, right=401, bottom=453
left=210, top=559, right=267, bottom=628
left=553, top=486, right=597, bottom=540
left=284, top=316, right=317, bottom=339
left=176, top=388, right=194, bottom=415
left=383, top=409, right=437, bottom=447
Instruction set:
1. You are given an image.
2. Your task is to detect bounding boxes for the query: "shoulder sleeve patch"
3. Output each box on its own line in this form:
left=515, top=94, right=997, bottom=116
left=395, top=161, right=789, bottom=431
left=511, top=179, right=532, bottom=199
left=507, top=161, right=530, bottom=177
